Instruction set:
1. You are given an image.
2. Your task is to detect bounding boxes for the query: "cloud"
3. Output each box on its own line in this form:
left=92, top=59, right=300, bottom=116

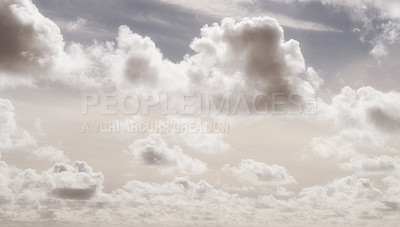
left=127, top=134, right=207, bottom=175
left=48, top=161, right=104, bottom=192
left=326, top=86, right=400, bottom=133
left=311, top=131, right=356, bottom=158
left=179, top=17, right=319, bottom=114
left=0, top=160, right=13, bottom=204
left=166, top=116, right=231, bottom=153
left=59, top=24, right=186, bottom=91
left=1, top=158, right=400, bottom=226
left=180, top=132, right=230, bottom=154
left=305, top=67, right=324, bottom=90
left=310, top=129, right=386, bottom=159
left=222, top=159, right=297, bottom=185
left=342, top=155, right=400, bottom=176
left=0, top=160, right=105, bottom=223
left=51, top=162, right=103, bottom=198
left=0, top=97, right=36, bottom=152
left=0, top=0, right=64, bottom=79
left=65, top=17, right=87, bottom=32
left=187, top=17, right=311, bottom=94
left=114, top=15, right=318, bottom=101
left=310, top=86, right=400, bottom=158
left=278, top=0, right=400, bottom=59
left=383, top=175, right=400, bottom=201
left=158, top=0, right=342, bottom=32
left=299, top=175, right=384, bottom=219
left=0, top=0, right=320, bottom=103
left=0, top=160, right=104, bottom=209
left=368, top=106, right=400, bottom=133
left=0, top=98, right=70, bottom=163
left=30, top=145, right=70, bottom=162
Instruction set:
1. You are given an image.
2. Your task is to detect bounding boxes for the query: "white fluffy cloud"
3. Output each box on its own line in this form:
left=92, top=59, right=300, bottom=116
left=0, top=160, right=103, bottom=208
left=223, top=159, right=297, bottom=185
left=0, top=98, right=36, bottom=151
left=322, top=86, right=400, bottom=133
left=298, top=175, right=385, bottom=220
left=184, top=17, right=316, bottom=99
left=127, top=134, right=207, bottom=175
left=342, top=155, right=400, bottom=176
left=0, top=98, right=71, bottom=163
left=311, top=86, right=400, bottom=158
left=30, top=145, right=70, bottom=162
left=2, top=1, right=400, bottom=226
left=2, top=161, right=400, bottom=226
left=66, top=17, right=87, bottom=32
left=48, top=161, right=104, bottom=199
left=0, top=0, right=321, bottom=105
left=76, top=16, right=318, bottom=103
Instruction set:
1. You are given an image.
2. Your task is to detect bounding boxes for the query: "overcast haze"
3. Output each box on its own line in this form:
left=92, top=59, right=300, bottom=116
left=1, top=0, right=400, bottom=226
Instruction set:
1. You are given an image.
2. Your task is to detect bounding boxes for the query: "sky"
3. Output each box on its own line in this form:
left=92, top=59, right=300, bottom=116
left=0, top=0, right=400, bottom=226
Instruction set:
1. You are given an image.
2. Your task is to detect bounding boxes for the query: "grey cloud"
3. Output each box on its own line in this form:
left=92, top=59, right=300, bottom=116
left=224, top=19, right=295, bottom=95
left=380, top=201, right=400, bottom=212
left=368, top=107, right=400, bottom=133
left=127, top=134, right=207, bottom=174
left=125, top=55, right=159, bottom=85
left=0, top=0, right=64, bottom=76
left=188, top=17, right=313, bottom=97
left=140, top=145, right=175, bottom=166
left=52, top=186, right=96, bottom=200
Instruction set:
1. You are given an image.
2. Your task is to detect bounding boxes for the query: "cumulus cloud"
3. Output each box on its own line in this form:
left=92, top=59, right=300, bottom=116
left=298, top=175, right=384, bottom=219
left=95, top=16, right=318, bottom=103
left=0, top=98, right=71, bottom=162
left=0, top=160, right=103, bottom=209
left=342, top=155, right=400, bottom=176
left=2, top=158, right=400, bottom=226
left=329, top=86, right=400, bottom=134
left=127, top=134, right=207, bottom=174
left=58, top=24, right=186, bottom=91
left=310, top=129, right=386, bottom=158
left=0, top=97, right=36, bottom=151
left=48, top=161, right=103, bottom=199
left=0, top=0, right=321, bottom=106
left=185, top=17, right=316, bottom=99
left=30, top=145, right=70, bottom=162
left=222, top=159, right=296, bottom=185
left=311, top=86, right=400, bottom=158
left=305, top=67, right=324, bottom=90
left=0, top=0, right=64, bottom=78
